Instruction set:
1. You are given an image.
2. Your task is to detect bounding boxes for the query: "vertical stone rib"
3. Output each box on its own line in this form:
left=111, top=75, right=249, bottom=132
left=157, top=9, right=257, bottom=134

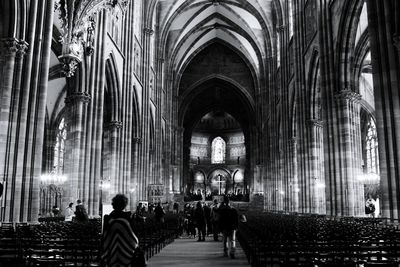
left=367, top=0, right=400, bottom=220
left=28, top=0, right=54, bottom=221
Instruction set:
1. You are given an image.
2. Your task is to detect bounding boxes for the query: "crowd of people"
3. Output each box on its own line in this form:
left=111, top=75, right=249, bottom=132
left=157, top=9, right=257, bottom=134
left=179, top=196, right=240, bottom=258
left=41, top=194, right=241, bottom=265
left=184, top=189, right=249, bottom=202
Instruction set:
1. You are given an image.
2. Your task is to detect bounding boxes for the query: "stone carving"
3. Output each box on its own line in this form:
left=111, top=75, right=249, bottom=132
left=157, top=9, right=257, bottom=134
left=228, top=135, right=245, bottom=144
left=230, top=146, right=246, bottom=157
left=108, top=120, right=123, bottom=129
left=65, top=92, right=91, bottom=104
left=190, top=146, right=208, bottom=157
left=0, top=38, right=29, bottom=58
left=334, top=89, right=362, bottom=104
left=148, top=184, right=164, bottom=204
left=133, top=137, right=142, bottom=144
left=143, top=28, right=154, bottom=35
left=55, top=0, right=130, bottom=76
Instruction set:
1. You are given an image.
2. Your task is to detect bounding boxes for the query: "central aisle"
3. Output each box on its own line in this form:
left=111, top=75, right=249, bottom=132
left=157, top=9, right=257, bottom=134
left=147, top=236, right=250, bottom=267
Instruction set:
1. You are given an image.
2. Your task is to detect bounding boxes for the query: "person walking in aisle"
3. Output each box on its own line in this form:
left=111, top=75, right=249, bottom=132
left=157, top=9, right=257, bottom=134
left=194, top=201, right=206, bottom=241
left=211, top=199, right=220, bottom=241
left=218, top=195, right=238, bottom=258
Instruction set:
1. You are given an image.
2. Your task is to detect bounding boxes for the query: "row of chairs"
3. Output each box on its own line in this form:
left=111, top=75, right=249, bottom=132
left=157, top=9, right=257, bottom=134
left=237, top=212, right=400, bottom=267
left=0, top=213, right=181, bottom=266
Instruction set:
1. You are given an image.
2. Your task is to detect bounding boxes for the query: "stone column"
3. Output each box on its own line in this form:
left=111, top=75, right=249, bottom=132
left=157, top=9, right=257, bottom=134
left=334, top=90, right=364, bottom=216
left=367, top=0, right=400, bottom=219
left=63, top=91, right=91, bottom=208
left=176, top=126, right=184, bottom=193
left=171, top=165, right=180, bottom=194
left=108, top=121, right=123, bottom=194
left=288, top=137, right=299, bottom=212
left=0, top=39, right=25, bottom=182
left=131, top=137, right=142, bottom=206
left=307, top=119, right=326, bottom=214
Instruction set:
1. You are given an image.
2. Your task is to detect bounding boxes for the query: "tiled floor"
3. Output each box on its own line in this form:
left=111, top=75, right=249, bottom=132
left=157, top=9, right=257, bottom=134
left=147, top=236, right=250, bottom=267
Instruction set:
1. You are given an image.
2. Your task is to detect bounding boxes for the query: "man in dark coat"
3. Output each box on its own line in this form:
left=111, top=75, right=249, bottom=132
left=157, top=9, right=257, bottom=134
left=203, top=203, right=212, bottom=236
left=194, top=201, right=206, bottom=241
left=154, top=202, right=165, bottom=223
left=218, top=196, right=238, bottom=258
left=210, top=199, right=220, bottom=241
left=74, top=199, right=89, bottom=222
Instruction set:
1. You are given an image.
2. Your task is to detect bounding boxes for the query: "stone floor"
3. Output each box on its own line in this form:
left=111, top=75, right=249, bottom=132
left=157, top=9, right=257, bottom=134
left=147, top=236, right=250, bottom=267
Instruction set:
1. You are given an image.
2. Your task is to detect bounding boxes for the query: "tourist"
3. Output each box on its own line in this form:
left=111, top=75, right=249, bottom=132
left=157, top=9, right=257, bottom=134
left=102, top=194, right=145, bottom=266
left=204, top=202, right=212, bottom=236
left=211, top=199, right=220, bottom=241
left=65, top=202, right=74, bottom=222
left=74, top=199, right=89, bottom=222
left=219, top=195, right=238, bottom=258
left=194, top=201, right=206, bottom=241
left=52, top=205, right=60, bottom=217
left=154, top=202, right=166, bottom=223
left=173, top=202, right=179, bottom=214
left=365, top=196, right=376, bottom=218
left=135, top=203, right=146, bottom=222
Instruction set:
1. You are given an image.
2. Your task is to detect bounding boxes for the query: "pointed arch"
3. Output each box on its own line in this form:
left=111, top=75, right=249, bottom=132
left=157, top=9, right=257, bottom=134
left=105, top=54, right=122, bottom=123
left=336, top=0, right=365, bottom=91
left=308, top=49, right=321, bottom=120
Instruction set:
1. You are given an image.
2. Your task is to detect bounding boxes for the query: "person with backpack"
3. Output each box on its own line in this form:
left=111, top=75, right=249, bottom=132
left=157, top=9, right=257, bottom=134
left=102, top=194, right=145, bottom=267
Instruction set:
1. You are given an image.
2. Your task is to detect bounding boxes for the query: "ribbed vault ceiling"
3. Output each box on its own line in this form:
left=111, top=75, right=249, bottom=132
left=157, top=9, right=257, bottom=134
left=158, top=0, right=273, bottom=78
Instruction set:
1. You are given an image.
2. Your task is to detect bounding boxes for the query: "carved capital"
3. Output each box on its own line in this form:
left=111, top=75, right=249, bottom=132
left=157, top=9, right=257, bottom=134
left=277, top=25, right=287, bottom=32
left=307, top=119, right=324, bottom=128
left=1, top=38, right=29, bottom=58
left=133, top=137, right=142, bottom=144
left=334, top=89, right=361, bottom=104
left=0, top=38, right=19, bottom=56
left=65, top=92, right=91, bottom=105
left=15, top=41, right=29, bottom=58
left=288, top=137, right=297, bottom=146
left=212, top=23, right=221, bottom=29
left=210, top=0, right=221, bottom=5
left=58, top=54, right=81, bottom=77
left=143, top=28, right=154, bottom=35
left=108, top=120, right=123, bottom=129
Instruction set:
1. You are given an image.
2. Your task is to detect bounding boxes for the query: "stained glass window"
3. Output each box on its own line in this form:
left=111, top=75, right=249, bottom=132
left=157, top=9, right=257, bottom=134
left=211, top=137, right=226, bottom=164
left=54, top=118, right=67, bottom=174
left=366, top=118, right=379, bottom=174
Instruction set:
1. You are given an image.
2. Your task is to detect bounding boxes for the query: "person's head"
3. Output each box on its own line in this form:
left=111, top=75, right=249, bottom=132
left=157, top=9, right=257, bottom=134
left=223, top=195, right=229, bottom=205
left=77, top=199, right=82, bottom=204
left=213, top=199, right=218, bottom=205
left=68, top=203, right=73, bottom=208
left=138, top=203, right=143, bottom=207
left=196, top=201, right=202, bottom=208
left=112, top=194, right=128, bottom=211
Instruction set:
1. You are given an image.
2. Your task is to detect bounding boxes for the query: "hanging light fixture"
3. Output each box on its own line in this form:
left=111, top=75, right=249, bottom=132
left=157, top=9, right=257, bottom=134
left=40, top=168, right=67, bottom=185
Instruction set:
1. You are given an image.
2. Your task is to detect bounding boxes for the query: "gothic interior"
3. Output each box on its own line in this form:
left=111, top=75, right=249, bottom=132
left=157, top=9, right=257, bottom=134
left=0, top=0, right=399, bottom=223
